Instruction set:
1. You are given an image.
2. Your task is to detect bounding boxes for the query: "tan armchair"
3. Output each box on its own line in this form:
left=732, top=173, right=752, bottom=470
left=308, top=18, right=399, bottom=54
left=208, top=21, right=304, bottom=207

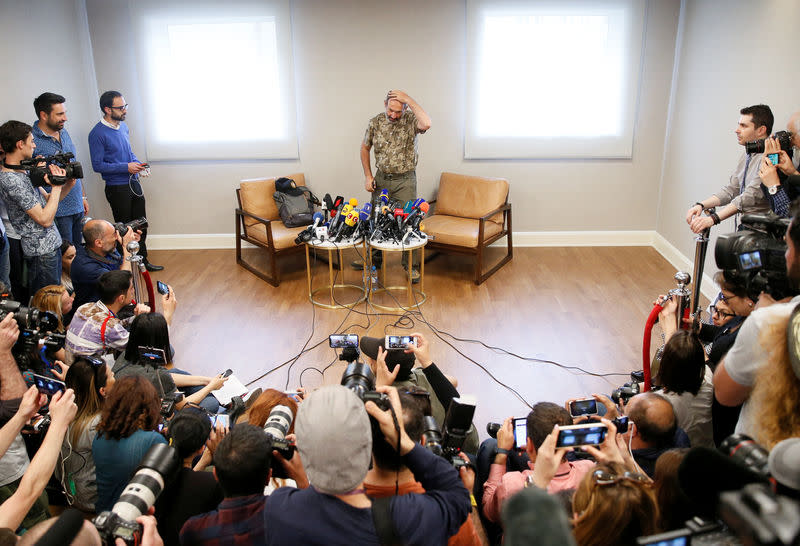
left=235, top=173, right=307, bottom=286
left=423, top=172, right=512, bottom=284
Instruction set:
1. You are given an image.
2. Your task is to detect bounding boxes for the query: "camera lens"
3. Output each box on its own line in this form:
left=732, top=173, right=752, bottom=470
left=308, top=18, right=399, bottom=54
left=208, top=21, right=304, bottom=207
left=719, top=434, right=770, bottom=477
left=341, top=361, right=376, bottom=398
left=264, top=404, right=294, bottom=441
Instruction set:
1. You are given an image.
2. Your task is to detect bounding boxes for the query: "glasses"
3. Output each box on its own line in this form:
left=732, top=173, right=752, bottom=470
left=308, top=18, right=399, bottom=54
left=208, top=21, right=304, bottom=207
left=718, top=293, right=737, bottom=304
left=109, top=104, right=128, bottom=110
left=591, top=469, right=650, bottom=486
left=710, top=305, right=736, bottom=319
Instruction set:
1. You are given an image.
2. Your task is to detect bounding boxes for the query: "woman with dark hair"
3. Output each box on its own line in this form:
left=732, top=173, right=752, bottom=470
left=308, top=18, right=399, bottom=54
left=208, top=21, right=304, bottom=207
left=60, top=240, right=76, bottom=293
left=652, top=449, right=694, bottom=531
left=654, top=331, right=714, bottom=448
left=572, top=462, right=659, bottom=546
left=56, top=357, right=115, bottom=513
left=92, top=375, right=166, bottom=512
left=113, top=312, right=225, bottom=413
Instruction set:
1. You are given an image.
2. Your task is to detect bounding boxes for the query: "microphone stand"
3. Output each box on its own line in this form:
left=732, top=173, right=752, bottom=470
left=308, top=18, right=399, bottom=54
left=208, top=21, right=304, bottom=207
left=126, top=241, right=145, bottom=305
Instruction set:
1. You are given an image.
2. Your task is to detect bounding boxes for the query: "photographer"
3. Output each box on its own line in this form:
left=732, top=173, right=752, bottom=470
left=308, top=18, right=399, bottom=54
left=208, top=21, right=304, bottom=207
left=71, top=219, right=140, bottom=310
left=714, top=202, right=800, bottom=437
left=364, top=391, right=484, bottom=546
left=481, top=403, right=594, bottom=523
left=0, top=387, right=77, bottom=533
left=361, top=333, right=479, bottom=454
left=686, top=105, right=772, bottom=233
left=0, top=120, right=76, bottom=294
left=262, top=385, right=471, bottom=545
left=758, top=111, right=800, bottom=216
left=153, top=408, right=224, bottom=544
left=31, top=92, right=88, bottom=245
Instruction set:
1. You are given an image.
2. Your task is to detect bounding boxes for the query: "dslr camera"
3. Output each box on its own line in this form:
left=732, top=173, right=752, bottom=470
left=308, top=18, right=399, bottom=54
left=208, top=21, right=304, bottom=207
left=19, top=152, right=83, bottom=187
left=340, top=361, right=390, bottom=410
left=114, top=217, right=148, bottom=238
left=93, top=443, right=179, bottom=545
left=745, top=130, right=794, bottom=156
left=715, top=212, right=794, bottom=300
left=263, top=404, right=297, bottom=479
left=611, top=371, right=643, bottom=405
left=0, top=297, right=63, bottom=374
left=421, top=398, right=476, bottom=469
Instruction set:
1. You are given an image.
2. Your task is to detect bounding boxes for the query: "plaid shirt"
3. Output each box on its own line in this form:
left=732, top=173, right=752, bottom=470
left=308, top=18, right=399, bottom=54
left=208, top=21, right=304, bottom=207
left=179, top=493, right=266, bottom=546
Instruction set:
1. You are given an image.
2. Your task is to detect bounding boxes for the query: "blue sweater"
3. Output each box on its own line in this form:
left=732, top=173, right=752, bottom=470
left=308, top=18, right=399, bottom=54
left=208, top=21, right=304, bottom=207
left=87, top=121, right=139, bottom=186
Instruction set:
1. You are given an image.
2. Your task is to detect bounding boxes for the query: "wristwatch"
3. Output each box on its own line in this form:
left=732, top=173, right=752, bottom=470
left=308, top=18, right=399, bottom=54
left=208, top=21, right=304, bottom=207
left=495, top=448, right=511, bottom=456
left=768, top=184, right=781, bottom=195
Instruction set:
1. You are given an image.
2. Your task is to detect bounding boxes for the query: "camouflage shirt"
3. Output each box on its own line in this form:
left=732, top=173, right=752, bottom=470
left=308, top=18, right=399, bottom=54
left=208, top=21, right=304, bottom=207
left=363, top=109, right=426, bottom=174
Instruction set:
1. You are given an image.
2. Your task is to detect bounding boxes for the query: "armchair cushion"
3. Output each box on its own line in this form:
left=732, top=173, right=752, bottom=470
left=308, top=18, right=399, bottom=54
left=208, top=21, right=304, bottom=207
left=422, top=215, right=503, bottom=248
left=239, top=173, right=306, bottom=228
left=245, top=222, right=306, bottom=250
left=434, top=172, right=508, bottom=223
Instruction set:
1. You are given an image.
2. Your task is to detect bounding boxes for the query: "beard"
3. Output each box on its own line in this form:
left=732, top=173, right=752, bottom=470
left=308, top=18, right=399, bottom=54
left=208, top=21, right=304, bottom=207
left=45, top=119, right=64, bottom=132
left=111, top=112, right=126, bottom=122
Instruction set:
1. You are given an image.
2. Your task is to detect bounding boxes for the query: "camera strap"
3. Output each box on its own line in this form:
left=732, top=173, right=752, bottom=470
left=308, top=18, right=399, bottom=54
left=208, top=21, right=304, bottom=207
left=371, top=496, right=402, bottom=546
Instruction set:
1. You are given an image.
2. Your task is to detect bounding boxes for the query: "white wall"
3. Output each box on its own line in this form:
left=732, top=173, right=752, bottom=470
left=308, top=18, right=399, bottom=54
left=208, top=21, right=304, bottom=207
left=78, top=0, right=680, bottom=240
left=658, top=0, right=800, bottom=291
left=0, top=0, right=106, bottom=215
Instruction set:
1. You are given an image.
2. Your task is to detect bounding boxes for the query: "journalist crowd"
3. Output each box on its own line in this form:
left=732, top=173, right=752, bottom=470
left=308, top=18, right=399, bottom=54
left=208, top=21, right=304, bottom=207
left=0, top=91, right=797, bottom=545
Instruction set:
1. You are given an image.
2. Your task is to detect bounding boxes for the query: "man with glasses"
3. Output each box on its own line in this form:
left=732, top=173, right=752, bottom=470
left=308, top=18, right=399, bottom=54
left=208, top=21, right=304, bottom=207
left=88, top=91, right=162, bottom=272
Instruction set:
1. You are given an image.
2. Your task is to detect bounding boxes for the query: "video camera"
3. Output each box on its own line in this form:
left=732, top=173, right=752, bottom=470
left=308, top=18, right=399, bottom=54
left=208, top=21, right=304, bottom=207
left=421, top=398, right=475, bottom=469
left=263, top=404, right=296, bottom=479
left=715, top=212, right=794, bottom=300
left=93, top=443, right=179, bottom=545
left=745, top=130, right=794, bottom=156
left=137, top=346, right=182, bottom=420
left=0, top=297, right=64, bottom=374
left=18, top=152, right=83, bottom=187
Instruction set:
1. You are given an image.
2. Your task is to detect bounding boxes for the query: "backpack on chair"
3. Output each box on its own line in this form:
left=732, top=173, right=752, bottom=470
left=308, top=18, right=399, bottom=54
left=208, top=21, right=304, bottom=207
left=273, top=177, right=320, bottom=227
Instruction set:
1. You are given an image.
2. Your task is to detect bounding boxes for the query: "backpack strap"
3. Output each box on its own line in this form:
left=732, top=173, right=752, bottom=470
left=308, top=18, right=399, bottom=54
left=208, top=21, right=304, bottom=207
left=371, top=496, right=403, bottom=546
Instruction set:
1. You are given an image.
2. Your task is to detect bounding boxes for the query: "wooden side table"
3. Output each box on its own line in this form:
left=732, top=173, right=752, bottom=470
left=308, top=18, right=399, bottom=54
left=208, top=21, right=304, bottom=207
left=367, top=238, right=427, bottom=311
left=305, top=239, right=367, bottom=309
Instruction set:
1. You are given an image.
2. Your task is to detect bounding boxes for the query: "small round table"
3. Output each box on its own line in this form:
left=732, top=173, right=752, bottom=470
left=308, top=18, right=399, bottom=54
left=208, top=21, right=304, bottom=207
left=305, top=238, right=367, bottom=309
left=367, top=237, right=427, bottom=311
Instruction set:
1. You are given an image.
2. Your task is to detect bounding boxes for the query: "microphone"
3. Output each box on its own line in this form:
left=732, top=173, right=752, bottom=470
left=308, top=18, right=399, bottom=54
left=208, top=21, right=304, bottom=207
left=335, top=210, right=360, bottom=241
left=294, top=212, right=324, bottom=245
left=677, top=447, right=767, bottom=519
left=34, top=508, right=84, bottom=545
left=349, top=198, right=358, bottom=208
left=404, top=201, right=429, bottom=231
left=379, top=189, right=389, bottom=205
left=403, top=200, right=414, bottom=214
left=358, top=206, right=372, bottom=237
left=330, top=204, right=353, bottom=238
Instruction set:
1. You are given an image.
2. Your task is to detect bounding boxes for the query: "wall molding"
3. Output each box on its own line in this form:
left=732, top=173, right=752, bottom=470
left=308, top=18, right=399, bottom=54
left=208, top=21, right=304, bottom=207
left=148, top=230, right=718, bottom=301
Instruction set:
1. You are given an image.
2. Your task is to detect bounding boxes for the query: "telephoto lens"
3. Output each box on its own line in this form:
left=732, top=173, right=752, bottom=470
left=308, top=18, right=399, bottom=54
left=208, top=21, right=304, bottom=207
left=719, top=434, right=770, bottom=477
left=422, top=416, right=444, bottom=457
left=264, top=404, right=294, bottom=441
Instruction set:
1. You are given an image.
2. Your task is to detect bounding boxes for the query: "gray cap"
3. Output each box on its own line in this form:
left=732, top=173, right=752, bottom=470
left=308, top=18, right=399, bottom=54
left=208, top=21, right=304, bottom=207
left=502, top=486, right=577, bottom=546
left=768, top=437, right=800, bottom=491
left=295, top=385, right=373, bottom=495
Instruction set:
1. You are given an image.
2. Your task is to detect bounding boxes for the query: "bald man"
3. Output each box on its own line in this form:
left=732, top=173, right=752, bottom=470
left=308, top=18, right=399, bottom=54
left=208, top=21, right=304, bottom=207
left=759, top=110, right=800, bottom=217
left=70, top=219, right=140, bottom=309
left=623, top=392, right=690, bottom=477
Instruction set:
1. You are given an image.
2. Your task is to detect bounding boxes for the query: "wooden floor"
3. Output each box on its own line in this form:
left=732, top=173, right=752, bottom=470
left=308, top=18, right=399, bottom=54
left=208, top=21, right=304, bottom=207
left=144, top=244, right=685, bottom=439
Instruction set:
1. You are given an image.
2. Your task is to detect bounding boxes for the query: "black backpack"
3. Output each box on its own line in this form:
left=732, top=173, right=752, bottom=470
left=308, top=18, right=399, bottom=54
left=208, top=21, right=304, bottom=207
left=273, top=177, right=320, bottom=228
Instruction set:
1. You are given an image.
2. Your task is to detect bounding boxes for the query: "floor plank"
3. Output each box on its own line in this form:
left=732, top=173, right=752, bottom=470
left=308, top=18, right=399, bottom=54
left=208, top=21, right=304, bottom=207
left=145, top=245, right=689, bottom=438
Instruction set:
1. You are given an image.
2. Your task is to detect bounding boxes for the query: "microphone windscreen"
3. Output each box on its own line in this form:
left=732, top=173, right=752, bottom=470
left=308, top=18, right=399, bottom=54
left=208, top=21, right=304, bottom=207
left=359, top=209, right=370, bottom=221
left=380, top=189, right=389, bottom=203
left=349, top=198, right=358, bottom=207
left=419, top=202, right=429, bottom=213
left=362, top=203, right=372, bottom=215
left=323, top=193, right=333, bottom=210
left=313, top=212, right=323, bottom=222
left=34, top=508, right=84, bottom=546
left=678, top=447, right=766, bottom=518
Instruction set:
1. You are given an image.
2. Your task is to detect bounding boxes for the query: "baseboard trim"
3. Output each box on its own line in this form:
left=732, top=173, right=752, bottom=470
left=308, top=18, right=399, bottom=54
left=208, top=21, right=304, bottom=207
left=147, top=230, right=718, bottom=300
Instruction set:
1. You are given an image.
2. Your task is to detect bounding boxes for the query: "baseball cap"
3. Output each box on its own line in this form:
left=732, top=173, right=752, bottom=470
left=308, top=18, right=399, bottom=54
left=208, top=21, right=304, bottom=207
left=295, top=385, right=372, bottom=495
left=768, top=437, right=800, bottom=491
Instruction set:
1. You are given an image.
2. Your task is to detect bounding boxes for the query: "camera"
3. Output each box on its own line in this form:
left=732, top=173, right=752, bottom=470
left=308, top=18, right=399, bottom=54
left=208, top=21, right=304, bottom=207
left=719, top=434, right=770, bottom=477
left=0, top=298, right=59, bottom=331
left=745, top=130, right=794, bottom=156
left=719, top=483, right=800, bottom=546
left=263, top=404, right=296, bottom=479
left=114, top=217, right=148, bottom=238
left=611, top=379, right=641, bottom=405
left=340, top=361, right=390, bottom=410
left=0, top=297, right=63, bottom=374
left=18, top=152, right=84, bottom=187
left=715, top=212, right=794, bottom=300
left=93, top=443, right=179, bottom=545
left=422, top=398, right=475, bottom=469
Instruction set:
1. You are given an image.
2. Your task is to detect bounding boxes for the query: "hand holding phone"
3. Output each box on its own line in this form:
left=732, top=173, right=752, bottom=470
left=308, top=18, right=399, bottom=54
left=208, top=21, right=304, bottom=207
left=555, top=423, right=608, bottom=448
left=385, top=335, right=415, bottom=350
left=157, top=281, right=169, bottom=295
left=29, top=374, right=65, bottom=396
left=568, top=398, right=598, bottom=418
left=329, top=334, right=358, bottom=348
left=512, top=417, right=527, bottom=450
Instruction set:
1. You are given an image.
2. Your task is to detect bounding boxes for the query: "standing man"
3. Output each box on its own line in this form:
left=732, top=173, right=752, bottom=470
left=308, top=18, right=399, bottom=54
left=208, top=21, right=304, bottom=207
left=355, top=90, right=431, bottom=281
left=31, top=92, right=89, bottom=245
left=88, top=91, right=162, bottom=272
left=686, top=104, right=773, bottom=233
left=0, top=121, right=74, bottom=294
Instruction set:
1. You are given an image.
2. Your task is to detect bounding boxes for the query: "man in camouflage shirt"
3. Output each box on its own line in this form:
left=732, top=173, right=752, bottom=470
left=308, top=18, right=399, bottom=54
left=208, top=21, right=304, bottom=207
left=357, top=90, right=431, bottom=278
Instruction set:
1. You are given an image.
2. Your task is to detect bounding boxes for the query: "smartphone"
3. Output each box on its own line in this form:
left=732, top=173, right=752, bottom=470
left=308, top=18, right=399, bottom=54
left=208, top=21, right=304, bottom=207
left=329, top=334, right=358, bottom=348
left=385, top=335, right=415, bottom=350
left=214, top=414, right=230, bottom=428
left=156, top=281, right=169, bottom=295
left=636, top=528, right=690, bottom=545
left=222, top=369, right=233, bottom=378
left=768, top=153, right=779, bottom=165
left=31, top=374, right=65, bottom=396
left=569, top=398, right=598, bottom=417
left=555, top=423, right=608, bottom=448
left=513, top=417, right=527, bottom=450
left=138, top=346, right=167, bottom=365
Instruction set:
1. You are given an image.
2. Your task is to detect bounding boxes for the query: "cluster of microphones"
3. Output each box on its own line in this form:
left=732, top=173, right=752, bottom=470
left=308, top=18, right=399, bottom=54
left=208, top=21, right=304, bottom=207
left=294, top=189, right=430, bottom=246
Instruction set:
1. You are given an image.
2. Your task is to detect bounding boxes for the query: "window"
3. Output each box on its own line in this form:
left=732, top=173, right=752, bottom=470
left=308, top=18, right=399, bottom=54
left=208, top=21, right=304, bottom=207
left=131, top=0, right=297, bottom=161
left=465, top=0, right=645, bottom=159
